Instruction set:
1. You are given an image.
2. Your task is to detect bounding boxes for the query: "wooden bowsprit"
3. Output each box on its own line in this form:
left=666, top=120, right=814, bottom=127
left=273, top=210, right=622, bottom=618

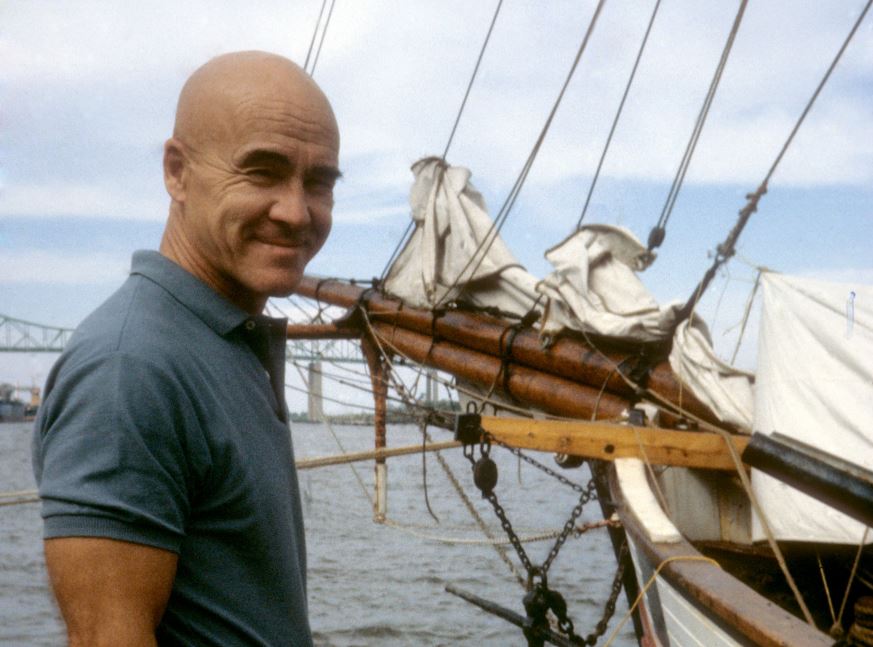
left=479, top=416, right=748, bottom=471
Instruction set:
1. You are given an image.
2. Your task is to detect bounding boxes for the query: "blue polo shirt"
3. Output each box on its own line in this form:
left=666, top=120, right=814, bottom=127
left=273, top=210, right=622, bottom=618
left=32, top=250, right=312, bottom=646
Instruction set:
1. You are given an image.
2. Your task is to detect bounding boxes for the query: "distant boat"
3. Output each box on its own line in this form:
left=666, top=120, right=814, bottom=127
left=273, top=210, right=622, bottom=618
left=0, top=383, right=39, bottom=423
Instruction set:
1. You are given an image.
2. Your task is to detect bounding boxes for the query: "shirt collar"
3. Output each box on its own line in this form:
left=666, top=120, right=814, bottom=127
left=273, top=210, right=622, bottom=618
left=130, top=250, right=251, bottom=336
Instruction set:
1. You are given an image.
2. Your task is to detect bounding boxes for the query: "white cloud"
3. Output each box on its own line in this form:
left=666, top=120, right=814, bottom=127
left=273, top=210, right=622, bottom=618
left=332, top=204, right=408, bottom=225
left=0, top=249, right=129, bottom=284
left=0, top=1, right=315, bottom=84
left=0, top=183, right=165, bottom=220
left=2, top=0, right=870, bottom=215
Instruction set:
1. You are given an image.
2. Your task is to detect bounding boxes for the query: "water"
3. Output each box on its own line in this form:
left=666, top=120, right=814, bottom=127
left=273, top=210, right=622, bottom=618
left=1, top=421, right=636, bottom=645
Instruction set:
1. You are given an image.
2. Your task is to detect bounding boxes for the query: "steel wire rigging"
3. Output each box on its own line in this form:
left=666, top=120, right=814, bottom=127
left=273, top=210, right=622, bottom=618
left=576, top=0, right=662, bottom=228
left=645, top=0, right=749, bottom=255
left=435, top=0, right=607, bottom=307
left=379, top=0, right=505, bottom=283
left=303, top=0, right=337, bottom=77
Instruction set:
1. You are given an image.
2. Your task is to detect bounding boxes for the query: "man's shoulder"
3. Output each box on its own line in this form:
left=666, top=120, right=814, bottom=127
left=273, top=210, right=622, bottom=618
left=38, top=274, right=210, bottom=430
left=69, top=272, right=204, bottom=364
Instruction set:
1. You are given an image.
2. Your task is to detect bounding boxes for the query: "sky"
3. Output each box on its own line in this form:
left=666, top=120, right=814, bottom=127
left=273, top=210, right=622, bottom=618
left=1, top=0, right=871, bottom=412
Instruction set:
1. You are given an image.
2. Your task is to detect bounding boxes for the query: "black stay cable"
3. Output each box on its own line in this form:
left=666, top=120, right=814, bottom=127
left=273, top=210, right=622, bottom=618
left=676, top=0, right=872, bottom=324
left=576, top=0, right=662, bottom=229
left=435, top=0, right=607, bottom=307
left=647, top=0, right=748, bottom=254
left=379, top=0, right=506, bottom=284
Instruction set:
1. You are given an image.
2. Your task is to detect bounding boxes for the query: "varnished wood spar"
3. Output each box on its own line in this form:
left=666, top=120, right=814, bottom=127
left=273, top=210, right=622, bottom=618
left=481, top=417, right=748, bottom=471
left=295, top=441, right=461, bottom=470
left=361, top=335, right=389, bottom=519
left=368, top=320, right=629, bottom=420
left=294, top=276, right=721, bottom=426
left=361, top=336, right=388, bottom=463
left=286, top=323, right=360, bottom=339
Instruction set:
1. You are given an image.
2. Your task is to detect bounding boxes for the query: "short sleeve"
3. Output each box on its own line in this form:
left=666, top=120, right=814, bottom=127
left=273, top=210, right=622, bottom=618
left=32, top=352, right=208, bottom=552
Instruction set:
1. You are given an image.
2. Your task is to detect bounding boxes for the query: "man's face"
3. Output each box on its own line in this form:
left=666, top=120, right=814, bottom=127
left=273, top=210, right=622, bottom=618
left=178, top=83, right=340, bottom=312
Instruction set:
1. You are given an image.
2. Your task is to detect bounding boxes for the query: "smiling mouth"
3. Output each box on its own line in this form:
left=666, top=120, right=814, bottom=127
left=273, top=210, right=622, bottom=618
left=257, top=238, right=310, bottom=249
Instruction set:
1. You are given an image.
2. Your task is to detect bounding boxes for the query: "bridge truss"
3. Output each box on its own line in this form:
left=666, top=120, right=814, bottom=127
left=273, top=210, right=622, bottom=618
left=0, top=315, right=74, bottom=353
left=0, top=313, right=365, bottom=364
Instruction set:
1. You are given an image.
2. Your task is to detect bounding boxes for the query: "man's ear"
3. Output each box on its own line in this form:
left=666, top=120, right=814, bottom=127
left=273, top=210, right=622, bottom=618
left=163, top=138, right=187, bottom=203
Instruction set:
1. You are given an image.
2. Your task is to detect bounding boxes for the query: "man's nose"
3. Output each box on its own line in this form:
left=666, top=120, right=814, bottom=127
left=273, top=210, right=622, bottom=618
left=269, top=182, right=310, bottom=226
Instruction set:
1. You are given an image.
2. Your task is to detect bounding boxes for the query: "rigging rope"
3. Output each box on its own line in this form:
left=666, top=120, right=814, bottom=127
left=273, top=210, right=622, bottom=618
left=576, top=0, right=662, bottom=228
left=434, top=0, right=607, bottom=308
left=290, top=360, right=374, bottom=507
left=729, top=269, right=762, bottom=365
left=302, top=0, right=329, bottom=73
left=442, top=0, right=504, bottom=160
left=378, top=0, right=504, bottom=283
left=307, top=0, right=337, bottom=77
left=647, top=0, right=749, bottom=253
left=676, top=0, right=872, bottom=323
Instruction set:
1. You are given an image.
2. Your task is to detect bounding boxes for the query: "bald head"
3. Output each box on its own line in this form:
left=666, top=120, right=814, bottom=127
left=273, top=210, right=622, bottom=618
left=173, top=51, right=337, bottom=153
left=161, top=50, right=340, bottom=313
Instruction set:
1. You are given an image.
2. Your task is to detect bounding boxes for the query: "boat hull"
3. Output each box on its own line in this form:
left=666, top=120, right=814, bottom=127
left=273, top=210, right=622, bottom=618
left=610, top=459, right=832, bottom=647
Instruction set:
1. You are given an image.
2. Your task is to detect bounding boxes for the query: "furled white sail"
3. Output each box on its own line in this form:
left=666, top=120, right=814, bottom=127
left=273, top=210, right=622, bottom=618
left=383, top=157, right=540, bottom=316
left=752, top=273, right=873, bottom=544
left=538, top=224, right=753, bottom=430
left=537, top=225, right=677, bottom=343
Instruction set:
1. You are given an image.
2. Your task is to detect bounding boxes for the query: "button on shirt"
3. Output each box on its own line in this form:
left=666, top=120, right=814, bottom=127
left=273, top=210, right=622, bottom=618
left=32, top=250, right=312, bottom=646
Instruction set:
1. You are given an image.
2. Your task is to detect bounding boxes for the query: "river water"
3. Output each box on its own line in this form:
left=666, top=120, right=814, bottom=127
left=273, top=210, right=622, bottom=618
left=1, top=421, right=636, bottom=646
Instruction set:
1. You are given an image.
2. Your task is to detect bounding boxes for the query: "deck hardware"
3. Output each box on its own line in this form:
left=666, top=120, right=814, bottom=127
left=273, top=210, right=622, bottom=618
left=445, top=584, right=578, bottom=647
left=472, top=452, right=498, bottom=497
left=453, top=409, right=483, bottom=446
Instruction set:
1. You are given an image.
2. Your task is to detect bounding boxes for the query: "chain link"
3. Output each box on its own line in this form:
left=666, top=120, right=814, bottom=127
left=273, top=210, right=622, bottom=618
left=576, top=540, right=629, bottom=646
left=462, top=441, right=595, bottom=581
left=491, top=437, right=592, bottom=495
left=542, top=481, right=597, bottom=575
left=483, top=490, right=535, bottom=575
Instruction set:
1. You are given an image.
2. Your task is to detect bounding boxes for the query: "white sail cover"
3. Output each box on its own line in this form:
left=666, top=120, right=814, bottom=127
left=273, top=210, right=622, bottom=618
left=669, top=319, right=755, bottom=431
left=538, top=225, right=754, bottom=430
left=382, top=157, right=539, bottom=317
left=752, top=273, right=873, bottom=544
left=538, top=225, right=678, bottom=342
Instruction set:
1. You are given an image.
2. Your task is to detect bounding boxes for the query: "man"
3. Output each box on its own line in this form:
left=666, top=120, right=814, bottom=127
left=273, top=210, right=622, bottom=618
left=32, top=51, right=340, bottom=646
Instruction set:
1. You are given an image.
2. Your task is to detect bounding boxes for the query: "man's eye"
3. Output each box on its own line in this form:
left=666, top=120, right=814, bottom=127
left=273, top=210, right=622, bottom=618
left=306, top=177, right=336, bottom=193
left=247, top=168, right=278, bottom=181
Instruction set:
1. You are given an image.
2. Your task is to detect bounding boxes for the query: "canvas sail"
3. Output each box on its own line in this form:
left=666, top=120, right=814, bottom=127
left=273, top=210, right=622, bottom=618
left=383, top=157, right=540, bottom=317
left=752, top=272, right=873, bottom=544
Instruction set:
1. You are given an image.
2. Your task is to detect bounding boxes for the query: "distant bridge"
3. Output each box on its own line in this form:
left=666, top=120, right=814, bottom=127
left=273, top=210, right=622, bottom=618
left=0, top=313, right=365, bottom=364
left=0, top=315, right=74, bottom=353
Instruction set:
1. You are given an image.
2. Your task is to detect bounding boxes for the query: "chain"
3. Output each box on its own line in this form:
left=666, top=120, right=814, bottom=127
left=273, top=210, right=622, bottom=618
left=461, top=438, right=596, bottom=580
left=482, top=488, right=535, bottom=575
left=578, top=540, right=629, bottom=645
left=542, top=480, right=597, bottom=575
left=543, top=540, right=629, bottom=646
left=462, top=431, right=621, bottom=646
left=492, top=438, right=592, bottom=495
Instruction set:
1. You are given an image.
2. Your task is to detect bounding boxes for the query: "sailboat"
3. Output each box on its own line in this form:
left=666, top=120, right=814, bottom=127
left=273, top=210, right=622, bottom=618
left=283, top=1, right=873, bottom=645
